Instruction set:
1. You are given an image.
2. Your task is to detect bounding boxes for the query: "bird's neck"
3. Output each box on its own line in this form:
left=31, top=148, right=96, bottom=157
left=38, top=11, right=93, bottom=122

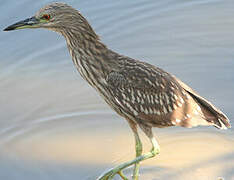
left=62, top=28, right=113, bottom=88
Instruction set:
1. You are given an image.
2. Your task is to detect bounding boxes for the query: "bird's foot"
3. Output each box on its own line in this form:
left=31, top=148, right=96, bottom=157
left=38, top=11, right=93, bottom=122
left=97, top=147, right=159, bottom=180
left=97, top=169, right=128, bottom=180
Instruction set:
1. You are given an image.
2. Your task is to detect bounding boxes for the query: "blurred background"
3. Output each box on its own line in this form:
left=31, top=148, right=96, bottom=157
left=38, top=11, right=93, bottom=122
left=0, top=0, right=234, bottom=179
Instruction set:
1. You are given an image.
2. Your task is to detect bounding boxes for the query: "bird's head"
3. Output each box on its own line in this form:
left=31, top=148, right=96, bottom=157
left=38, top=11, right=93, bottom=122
left=4, top=2, right=98, bottom=39
left=4, top=3, right=71, bottom=31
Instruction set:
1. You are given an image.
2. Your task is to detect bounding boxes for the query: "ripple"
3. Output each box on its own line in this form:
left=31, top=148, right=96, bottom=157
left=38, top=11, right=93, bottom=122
left=0, top=110, right=114, bottom=145
left=0, top=0, right=233, bottom=179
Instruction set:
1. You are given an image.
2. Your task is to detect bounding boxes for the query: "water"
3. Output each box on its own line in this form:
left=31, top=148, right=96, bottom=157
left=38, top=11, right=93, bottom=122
left=0, top=0, right=234, bottom=179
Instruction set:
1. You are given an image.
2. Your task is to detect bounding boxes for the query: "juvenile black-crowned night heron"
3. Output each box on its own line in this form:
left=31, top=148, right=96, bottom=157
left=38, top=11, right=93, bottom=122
left=4, top=2, right=231, bottom=180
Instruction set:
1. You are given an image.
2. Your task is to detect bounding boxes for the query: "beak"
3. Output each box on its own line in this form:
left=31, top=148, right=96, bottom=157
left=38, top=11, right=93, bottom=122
left=4, top=16, right=39, bottom=31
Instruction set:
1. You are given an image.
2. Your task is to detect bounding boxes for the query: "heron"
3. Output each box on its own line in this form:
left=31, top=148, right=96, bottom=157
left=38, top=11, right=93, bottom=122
left=4, top=2, right=231, bottom=180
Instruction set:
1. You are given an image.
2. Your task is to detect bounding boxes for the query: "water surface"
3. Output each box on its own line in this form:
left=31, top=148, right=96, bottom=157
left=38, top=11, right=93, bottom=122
left=0, top=0, right=234, bottom=179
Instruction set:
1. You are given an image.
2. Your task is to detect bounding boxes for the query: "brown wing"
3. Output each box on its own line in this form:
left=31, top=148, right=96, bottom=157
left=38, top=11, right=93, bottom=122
left=106, top=60, right=230, bottom=129
left=174, top=77, right=231, bottom=129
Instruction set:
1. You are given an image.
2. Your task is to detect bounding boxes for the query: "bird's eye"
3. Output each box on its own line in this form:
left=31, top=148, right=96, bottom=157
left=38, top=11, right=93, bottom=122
left=42, top=14, right=50, bottom=20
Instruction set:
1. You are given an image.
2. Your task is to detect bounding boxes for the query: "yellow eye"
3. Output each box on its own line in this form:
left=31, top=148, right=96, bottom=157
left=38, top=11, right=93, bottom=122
left=42, top=14, right=50, bottom=20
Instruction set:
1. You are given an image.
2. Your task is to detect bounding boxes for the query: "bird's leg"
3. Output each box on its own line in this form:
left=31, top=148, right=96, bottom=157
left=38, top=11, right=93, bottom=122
left=132, top=126, right=142, bottom=180
left=119, top=121, right=142, bottom=180
left=97, top=137, right=160, bottom=180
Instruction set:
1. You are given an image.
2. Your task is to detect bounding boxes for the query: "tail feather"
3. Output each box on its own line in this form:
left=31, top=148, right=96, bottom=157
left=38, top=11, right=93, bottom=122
left=175, top=77, right=231, bottom=129
left=213, top=113, right=230, bottom=130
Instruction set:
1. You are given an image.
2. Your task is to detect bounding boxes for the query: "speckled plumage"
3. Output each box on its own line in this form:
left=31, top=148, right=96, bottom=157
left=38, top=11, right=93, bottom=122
left=104, top=56, right=230, bottom=130
left=4, top=2, right=231, bottom=180
left=38, top=3, right=230, bottom=131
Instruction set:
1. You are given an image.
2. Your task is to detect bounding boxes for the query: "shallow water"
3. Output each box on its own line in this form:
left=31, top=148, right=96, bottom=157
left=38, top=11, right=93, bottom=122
left=0, top=0, right=234, bottom=180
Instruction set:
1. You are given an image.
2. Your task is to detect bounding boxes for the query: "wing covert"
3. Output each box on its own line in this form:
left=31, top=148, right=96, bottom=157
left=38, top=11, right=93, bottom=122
left=106, top=62, right=194, bottom=127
